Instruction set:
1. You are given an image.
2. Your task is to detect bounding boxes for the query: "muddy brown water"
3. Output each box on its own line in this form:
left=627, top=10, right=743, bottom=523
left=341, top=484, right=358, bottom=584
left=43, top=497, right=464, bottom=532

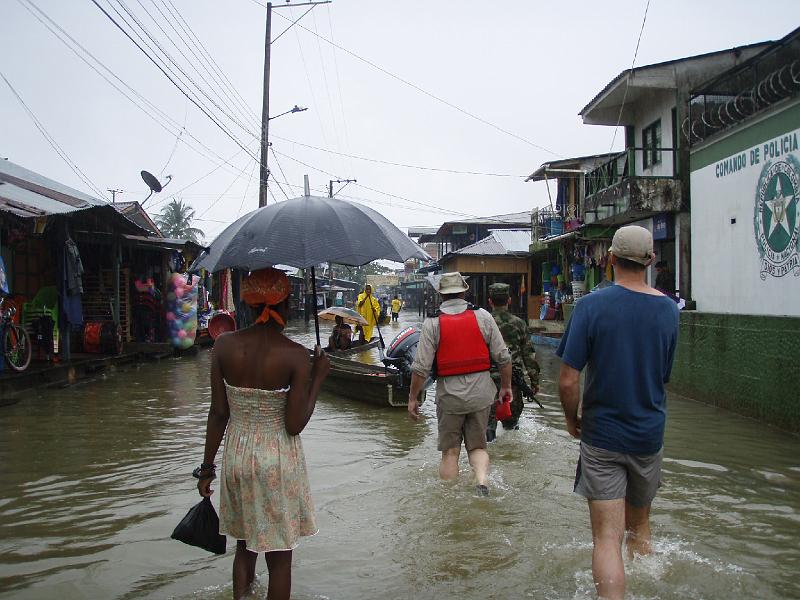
left=0, top=314, right=798, bottom=599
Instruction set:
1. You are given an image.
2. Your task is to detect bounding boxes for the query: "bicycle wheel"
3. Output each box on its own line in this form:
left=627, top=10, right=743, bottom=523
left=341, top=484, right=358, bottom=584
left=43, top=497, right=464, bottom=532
left=4, top=323, right=32, bottom=372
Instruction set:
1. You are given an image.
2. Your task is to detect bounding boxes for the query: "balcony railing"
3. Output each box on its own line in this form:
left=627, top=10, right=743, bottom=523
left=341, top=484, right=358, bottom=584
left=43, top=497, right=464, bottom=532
left=583, top=147, right=683, bottom=224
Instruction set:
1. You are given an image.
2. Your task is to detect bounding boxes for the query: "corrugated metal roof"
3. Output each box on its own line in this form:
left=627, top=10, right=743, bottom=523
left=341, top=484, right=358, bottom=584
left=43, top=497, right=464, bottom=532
left=579, top=41, right=772, bottom=117
left=0, top=161, right=149, bottom=235
left=0, top=160, right=105, bottom=209
left=453, top=229, right=531, bottom=256
left=0, top=181, right=84, bottom=217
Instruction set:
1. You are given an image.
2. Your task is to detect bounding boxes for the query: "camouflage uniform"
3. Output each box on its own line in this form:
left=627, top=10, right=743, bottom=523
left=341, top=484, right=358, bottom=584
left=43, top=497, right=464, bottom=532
left=487, top=283, right=540, bottom=438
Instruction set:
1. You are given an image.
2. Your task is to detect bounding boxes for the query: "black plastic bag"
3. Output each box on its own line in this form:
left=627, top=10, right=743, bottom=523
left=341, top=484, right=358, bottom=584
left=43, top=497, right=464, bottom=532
left=171, top=496, right=227, bottom=554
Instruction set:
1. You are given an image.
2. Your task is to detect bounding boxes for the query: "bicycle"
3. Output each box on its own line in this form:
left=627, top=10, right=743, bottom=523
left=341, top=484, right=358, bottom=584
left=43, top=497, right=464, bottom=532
left=0, top=296, right=32, bottom=372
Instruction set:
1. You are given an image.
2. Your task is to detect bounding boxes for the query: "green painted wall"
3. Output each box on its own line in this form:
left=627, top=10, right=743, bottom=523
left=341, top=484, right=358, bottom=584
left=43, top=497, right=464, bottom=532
left=669, top=311, right=800, bottom=432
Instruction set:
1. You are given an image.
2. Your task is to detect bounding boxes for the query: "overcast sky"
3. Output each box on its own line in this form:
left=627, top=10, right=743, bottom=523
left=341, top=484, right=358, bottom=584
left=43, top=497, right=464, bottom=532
left=1, top=0, right=797, bottom=242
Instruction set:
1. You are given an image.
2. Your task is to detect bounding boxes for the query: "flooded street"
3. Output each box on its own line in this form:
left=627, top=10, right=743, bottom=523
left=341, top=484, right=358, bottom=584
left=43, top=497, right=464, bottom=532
left=1, top=315, right=799, bottom=600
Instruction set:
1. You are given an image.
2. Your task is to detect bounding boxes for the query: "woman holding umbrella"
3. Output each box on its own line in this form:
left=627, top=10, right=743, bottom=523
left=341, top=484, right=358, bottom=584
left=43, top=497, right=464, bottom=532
left=196, top=268, right=330, bottom=600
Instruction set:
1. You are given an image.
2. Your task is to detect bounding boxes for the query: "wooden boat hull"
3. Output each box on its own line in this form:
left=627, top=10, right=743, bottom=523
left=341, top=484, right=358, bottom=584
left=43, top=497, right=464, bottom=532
left=310, top=349, right=408, bottom=408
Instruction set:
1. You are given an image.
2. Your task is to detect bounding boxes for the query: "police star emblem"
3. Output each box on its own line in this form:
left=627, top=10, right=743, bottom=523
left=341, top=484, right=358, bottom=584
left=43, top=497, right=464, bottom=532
left=753, top=155, right=800, bottom=279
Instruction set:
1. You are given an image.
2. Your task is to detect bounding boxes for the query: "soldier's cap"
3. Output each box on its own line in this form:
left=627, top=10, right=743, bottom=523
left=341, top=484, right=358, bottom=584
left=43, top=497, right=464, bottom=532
left=435, top=272, right=469, bottom=294
left=488, top=282, right=511, bottom=299
left=609, top=225, right=654, bottom=266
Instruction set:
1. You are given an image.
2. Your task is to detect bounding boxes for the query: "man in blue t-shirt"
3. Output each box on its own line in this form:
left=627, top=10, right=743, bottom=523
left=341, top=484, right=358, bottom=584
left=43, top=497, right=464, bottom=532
left=557, top=225, right=680, bottom=600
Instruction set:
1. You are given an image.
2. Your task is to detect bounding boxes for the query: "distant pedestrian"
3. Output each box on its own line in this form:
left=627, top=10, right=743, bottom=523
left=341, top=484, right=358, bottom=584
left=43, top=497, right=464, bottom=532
left=487, top=283, right=540, bottom=440
left=408, top=272, right=512, bottom=496
left=391, top=295, right=402, bottom=322
left=196, top=268, right=330, bottom=600
left=556, top=226, right=680, bottom=600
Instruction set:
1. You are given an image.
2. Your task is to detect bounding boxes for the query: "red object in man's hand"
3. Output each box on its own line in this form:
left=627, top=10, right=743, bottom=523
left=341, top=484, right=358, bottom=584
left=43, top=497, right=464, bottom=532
left=495, top=398, right=512, bottom=421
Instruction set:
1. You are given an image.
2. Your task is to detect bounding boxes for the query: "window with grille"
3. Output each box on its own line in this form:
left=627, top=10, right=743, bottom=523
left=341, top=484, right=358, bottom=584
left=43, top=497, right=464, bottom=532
left=642, top=119, right=662, bottom=169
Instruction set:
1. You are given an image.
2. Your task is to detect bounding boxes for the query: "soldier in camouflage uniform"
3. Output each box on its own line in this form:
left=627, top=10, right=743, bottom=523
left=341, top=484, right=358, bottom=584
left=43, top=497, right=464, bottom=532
left=487, top=283, right=540, bottom=440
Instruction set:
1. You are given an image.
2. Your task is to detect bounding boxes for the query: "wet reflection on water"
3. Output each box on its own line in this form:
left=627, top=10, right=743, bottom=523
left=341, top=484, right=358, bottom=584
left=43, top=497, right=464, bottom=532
left=0, top=314, right=798, bottom=599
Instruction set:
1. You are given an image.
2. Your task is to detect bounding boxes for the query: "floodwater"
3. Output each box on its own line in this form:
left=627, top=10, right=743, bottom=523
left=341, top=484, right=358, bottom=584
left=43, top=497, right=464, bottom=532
left=0, top=313, right=799, bottom=600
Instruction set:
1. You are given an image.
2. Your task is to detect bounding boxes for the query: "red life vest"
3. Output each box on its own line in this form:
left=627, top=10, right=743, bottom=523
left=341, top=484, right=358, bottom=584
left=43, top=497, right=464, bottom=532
left=436, top=309, right=490, bottom=376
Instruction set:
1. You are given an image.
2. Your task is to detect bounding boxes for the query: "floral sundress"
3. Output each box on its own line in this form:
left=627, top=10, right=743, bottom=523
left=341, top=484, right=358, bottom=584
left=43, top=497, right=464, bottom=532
left=218, top=382, right=317, bottom=552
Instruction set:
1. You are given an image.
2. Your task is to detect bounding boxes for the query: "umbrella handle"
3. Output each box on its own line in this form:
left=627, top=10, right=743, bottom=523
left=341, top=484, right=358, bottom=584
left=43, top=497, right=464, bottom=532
left=311, top=266, right=321, bottom=347
left=367, top=296, right=385, bottom=349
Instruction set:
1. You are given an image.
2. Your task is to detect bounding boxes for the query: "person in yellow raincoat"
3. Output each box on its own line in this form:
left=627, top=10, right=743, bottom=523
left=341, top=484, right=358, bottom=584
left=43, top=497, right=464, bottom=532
left=356, top=284, right=381, bottom=341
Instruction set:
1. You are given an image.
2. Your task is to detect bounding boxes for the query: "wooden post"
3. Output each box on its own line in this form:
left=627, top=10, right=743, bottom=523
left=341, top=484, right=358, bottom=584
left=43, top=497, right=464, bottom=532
left=113, top=237, right=120, bottom=324
left=60, top=219, right=71, bottom=361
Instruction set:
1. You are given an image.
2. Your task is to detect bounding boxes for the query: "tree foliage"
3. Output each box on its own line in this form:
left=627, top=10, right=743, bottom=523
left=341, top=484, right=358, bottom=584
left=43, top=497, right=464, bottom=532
left=339, top=261, right=394, bottom=288
left=154, top=199, right=204, bottom=243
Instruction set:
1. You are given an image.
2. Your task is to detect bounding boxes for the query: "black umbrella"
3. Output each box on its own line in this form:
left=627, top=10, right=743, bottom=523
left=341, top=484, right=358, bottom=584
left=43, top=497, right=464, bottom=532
left=191, top=195, right=431, bottom=345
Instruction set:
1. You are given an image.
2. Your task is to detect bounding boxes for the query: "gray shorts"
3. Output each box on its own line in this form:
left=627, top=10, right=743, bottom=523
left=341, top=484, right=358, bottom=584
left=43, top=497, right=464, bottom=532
left=436, top=404, right=491, bottom=452
left=574, top=442, right=663, bottom=507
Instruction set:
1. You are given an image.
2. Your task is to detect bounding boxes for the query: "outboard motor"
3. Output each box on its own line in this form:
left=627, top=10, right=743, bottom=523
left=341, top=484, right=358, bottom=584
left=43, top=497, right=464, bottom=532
left=382, top=326, right=432, bottom=390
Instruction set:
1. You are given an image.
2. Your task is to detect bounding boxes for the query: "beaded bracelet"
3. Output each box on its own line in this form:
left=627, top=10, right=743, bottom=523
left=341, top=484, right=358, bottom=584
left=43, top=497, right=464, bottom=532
left=192, top=463, right=217, bottom=479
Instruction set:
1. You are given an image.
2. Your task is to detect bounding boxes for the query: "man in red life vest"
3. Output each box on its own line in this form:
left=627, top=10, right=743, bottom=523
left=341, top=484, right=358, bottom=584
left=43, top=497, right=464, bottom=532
left=408, top=272, right=512, bottom=496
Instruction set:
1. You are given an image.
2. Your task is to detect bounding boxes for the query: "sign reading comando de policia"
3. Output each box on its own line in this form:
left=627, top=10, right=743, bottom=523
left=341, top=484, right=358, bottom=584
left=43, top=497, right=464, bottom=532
left=714, top=130, right=800, bottom=279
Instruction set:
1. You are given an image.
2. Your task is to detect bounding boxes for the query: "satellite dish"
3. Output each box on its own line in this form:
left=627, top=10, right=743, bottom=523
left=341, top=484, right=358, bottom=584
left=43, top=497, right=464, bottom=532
left=141, top=170, right=163, bottom=193
left=140, top=170, right=172, bottom=206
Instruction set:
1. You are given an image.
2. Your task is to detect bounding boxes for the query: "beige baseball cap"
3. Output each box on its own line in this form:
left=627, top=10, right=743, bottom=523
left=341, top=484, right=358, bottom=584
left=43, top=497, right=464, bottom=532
left=609, top=225, right=654, bottom=265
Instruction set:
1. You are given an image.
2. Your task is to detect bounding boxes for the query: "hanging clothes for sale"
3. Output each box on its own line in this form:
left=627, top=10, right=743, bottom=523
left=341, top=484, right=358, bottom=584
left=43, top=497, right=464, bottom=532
left=61, top=235, right=84, bottom=327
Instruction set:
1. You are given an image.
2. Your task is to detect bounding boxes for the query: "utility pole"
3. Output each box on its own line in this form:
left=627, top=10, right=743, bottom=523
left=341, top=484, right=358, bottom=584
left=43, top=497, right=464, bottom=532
left=258, top=1, right=332, bottom=208
left=107, top=189, right=123, bottom=203
left=257, top=2, right=272, bottom=208
left=328, top=178, right=357, bottom=198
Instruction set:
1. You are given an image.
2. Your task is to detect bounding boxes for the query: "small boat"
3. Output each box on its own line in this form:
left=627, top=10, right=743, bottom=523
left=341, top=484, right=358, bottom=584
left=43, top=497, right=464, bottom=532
left=312, top=327, right=430, bottom=408
left=321, top=353, right=407, bottom=407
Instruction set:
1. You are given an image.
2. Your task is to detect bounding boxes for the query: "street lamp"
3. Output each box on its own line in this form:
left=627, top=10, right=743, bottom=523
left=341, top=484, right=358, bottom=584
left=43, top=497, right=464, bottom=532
left=269, top=105, right=308, bottom=121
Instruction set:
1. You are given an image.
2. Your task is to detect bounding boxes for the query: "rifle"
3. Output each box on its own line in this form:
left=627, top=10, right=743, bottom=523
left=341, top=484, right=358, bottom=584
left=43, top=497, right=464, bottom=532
left=511, top=366, right=543, bottom=409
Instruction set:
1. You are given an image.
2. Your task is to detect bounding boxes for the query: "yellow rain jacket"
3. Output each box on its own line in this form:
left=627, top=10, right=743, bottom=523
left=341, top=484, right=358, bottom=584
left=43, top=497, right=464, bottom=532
left=356, top=290, right=381, bottom=341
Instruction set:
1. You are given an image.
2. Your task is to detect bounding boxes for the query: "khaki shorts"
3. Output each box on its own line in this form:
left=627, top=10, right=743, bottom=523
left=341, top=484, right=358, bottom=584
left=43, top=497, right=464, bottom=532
left=574, top=442, right=663, bottom=507
left=436, top=404, right=491, bottom=452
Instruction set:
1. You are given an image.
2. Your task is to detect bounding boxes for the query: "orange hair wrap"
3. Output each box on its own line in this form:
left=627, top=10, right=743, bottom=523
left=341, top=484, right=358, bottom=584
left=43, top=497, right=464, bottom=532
left=241, top=268, right=290, bottom=326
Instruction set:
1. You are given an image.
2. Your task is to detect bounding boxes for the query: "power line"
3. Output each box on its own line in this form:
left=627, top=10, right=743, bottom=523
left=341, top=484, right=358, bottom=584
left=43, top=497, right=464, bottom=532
left=198, top=155, right=255, bottom=218
left=141, top=0, right=261, bottom=132
left=270, top=8, right=562, bottom=157
left=270, top=147, right=527, bottom=223
left=271, top=133, right=524, bottom=177
left=0, top=70, right=108, bottom=201
left=108, top=0, right=259, bottom=140
left=272, top=4, right=316, bottom=44
left=148, top=146, right=254, bottom=210
left=269, top=146, right=293, bottom=192
left=236, top=160, right=258, bottom=218
left=19, top=0, right=256, bottom=181
left=310, top=8, right=345, bottom=176
left=291, top=7, right=332, bottom=173
left=325, top=4, right=356, bottom=177
left=609, top=0, right=652, bottom=151
left=162, top=0, right=261, bottom=126
left=90, top=0, right=261, bottom=166
left=268, top=172, right=291, bottom=201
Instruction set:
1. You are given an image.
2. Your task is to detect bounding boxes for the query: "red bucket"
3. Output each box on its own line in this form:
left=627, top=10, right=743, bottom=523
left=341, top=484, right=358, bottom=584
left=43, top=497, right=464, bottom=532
left=208, top=312, right=236, bottom=340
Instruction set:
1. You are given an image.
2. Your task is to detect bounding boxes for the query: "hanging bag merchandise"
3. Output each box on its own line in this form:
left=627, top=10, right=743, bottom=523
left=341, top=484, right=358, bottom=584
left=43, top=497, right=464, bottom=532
left=171, top=496, right=226, bottom=555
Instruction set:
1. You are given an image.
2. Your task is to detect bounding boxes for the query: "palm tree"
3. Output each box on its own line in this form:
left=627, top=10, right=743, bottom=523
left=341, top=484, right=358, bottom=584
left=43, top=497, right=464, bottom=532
left=155, top=199, right=204, bottom=243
